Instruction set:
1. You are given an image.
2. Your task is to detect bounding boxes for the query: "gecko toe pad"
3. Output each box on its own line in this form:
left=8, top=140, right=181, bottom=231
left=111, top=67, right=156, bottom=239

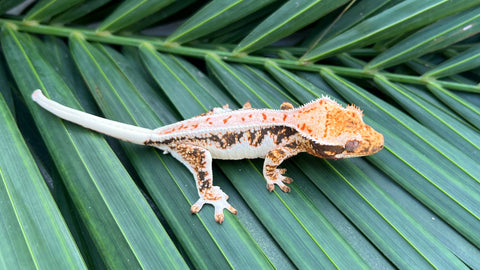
left=266, top=179, right=291, bottom=193
left=191, top=186, right=237, bottom=224
left=266, top=168, right=293, bottom=192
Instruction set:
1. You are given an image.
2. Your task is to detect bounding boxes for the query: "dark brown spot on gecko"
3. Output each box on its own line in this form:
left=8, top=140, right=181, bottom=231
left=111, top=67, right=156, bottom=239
left=172, top=144, right=212, bottom=192
left=198, top=171, right=211, bottom=191
left=222, top=131, right=241, bottom=147
left=147, top=126, right=298, bottom=151
left=272, top=126, right=297, bottom=143
left=268, top=149, right=285, bottom=160
left=264, top=164, right=277, bottom=177
left=308, top=141, right=344, bottom=158
left=144, top=139, right=154, bottom=145
left=284, top=141, right=298, bottom=149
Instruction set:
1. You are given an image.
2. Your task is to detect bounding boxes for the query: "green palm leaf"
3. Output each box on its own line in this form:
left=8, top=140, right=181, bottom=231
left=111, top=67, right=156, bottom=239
left=366, top=6, right=480, bottom=70
left=0, top=1, right=479, bottom=268
left=302, top=0, right=480, bottom=61
left=2, top=25, right=187, bottom=269
left=97, top=0, right=176, bottom=33
left=0, top=90, right=86, bottom=269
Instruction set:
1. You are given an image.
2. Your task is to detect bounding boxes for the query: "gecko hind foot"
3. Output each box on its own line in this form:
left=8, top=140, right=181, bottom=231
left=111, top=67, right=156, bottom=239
left=190, top=186, right=237, bottom=224
left=266, top=181, right=291, bottom=193
left=266, top=168, right=293, bottom=193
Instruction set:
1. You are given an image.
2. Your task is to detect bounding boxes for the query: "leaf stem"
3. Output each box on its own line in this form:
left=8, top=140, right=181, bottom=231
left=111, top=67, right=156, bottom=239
left=2, top=18, right=478, bottom=93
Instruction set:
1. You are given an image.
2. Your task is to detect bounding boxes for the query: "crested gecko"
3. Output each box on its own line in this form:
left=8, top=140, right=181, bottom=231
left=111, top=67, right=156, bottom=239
left=32, top=89, right=384, bottom=223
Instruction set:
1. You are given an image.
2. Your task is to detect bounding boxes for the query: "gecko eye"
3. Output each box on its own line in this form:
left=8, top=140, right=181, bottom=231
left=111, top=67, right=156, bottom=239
left=345, top=140, right=359, bottom=152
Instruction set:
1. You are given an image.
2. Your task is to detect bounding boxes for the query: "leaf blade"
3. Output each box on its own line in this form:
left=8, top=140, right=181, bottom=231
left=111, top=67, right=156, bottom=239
left=97, top=0, right=176, bottom=33
left=0, top=93, right=87, bottom=269
left=234, top=0, right=350, bottom=53
left=167, top=0, right=276, bottom=44
left=302, top=0, right=480, bottom=62
left=2, top=26, right=188, bottom=269
left=367, top=6, right=480, bottom=70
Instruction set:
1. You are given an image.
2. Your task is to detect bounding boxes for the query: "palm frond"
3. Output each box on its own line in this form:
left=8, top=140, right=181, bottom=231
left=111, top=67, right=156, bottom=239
left=1, top=1, right=479, bottom=268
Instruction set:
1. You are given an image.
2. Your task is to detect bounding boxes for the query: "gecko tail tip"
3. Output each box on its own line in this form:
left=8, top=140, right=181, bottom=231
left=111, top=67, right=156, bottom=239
left=32, top=89, right=43, bottom=101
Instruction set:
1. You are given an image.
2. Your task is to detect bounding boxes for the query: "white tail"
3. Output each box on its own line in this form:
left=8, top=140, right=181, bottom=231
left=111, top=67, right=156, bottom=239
left=32, top=89, right=153, bottom=145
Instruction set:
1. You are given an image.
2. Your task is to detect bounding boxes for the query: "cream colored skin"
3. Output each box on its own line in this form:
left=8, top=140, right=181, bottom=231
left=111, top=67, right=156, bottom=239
left=32, top=89, right=384, bottom=223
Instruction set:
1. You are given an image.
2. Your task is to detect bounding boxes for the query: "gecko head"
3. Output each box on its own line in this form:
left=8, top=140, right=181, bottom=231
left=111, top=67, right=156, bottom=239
left=295, top=98, right=384, bottom=159
left=325, top=103, right=384, bottom=158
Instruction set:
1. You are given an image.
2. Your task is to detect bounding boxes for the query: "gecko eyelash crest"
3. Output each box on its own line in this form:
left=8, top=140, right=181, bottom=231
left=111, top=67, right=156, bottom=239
left=32, top=89, right=384, bottom=224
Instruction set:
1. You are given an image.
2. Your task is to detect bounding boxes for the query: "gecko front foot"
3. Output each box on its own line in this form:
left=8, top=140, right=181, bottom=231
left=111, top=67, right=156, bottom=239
left=266, top=168, right=293, bottom=193
left=190, top=186, right=238, bottom=224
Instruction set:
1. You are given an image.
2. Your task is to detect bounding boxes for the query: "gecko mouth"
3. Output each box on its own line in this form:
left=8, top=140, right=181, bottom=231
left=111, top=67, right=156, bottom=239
left=372, top=144, right=384, bottom=153
left=340, top=140, right=384, bottom=158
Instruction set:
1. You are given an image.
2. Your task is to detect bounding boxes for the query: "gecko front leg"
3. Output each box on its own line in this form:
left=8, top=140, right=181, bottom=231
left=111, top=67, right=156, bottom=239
left=263, top=146, right=303, bottom=192
left=169, top=144, right=237, bottom=223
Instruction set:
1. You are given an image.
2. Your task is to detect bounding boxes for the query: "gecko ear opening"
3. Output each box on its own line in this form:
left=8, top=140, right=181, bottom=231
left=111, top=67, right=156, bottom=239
left=345, top=140, right=359, bottom=152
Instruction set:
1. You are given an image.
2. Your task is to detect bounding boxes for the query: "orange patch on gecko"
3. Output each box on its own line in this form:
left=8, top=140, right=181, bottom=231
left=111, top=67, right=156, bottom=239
left=288, top=98, right=344, bottom=141
left=223, top=116, right=232, bottom=124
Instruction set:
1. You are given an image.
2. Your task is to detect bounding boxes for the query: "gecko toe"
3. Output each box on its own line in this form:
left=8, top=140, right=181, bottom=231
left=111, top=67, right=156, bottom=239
left=282, top=176, right=293, bottom=184
left=190, top=201, right=204, bottom=214
left=228, top=205, right=238, bottom=215
left=215, top=213, right=225, bottom=224
left=266, top=180, right=291, bottom=192
left=213, top=200, right=236, bottom=223
left=280, top=185, right=291, bottom=193
left=192, top=186, right=237, bottom=223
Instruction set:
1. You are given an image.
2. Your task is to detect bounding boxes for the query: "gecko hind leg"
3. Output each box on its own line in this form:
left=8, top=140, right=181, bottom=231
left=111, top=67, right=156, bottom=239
left=170, top=144, right=237, bottom=223
left=263, top=147, right=301, bottom=192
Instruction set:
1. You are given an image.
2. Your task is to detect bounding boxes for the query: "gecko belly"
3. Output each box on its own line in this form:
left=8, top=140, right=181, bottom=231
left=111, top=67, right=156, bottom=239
left=160, top=126, right=295, bottom=160
left=206, top=134, right=276, bottom=160
left=153, top=126, right=300, bottom=160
